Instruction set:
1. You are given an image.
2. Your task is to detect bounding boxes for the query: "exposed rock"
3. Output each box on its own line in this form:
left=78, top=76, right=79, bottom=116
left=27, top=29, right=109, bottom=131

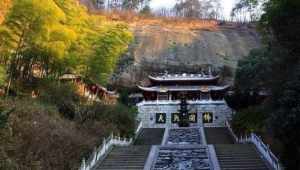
left=112, top=23, right=261, bottom=87
left=77, top=2, right=261, bottom=87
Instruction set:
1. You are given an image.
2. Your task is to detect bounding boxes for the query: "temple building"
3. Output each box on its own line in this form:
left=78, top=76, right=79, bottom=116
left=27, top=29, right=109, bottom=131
left=137, top=71, right=232, bottom=128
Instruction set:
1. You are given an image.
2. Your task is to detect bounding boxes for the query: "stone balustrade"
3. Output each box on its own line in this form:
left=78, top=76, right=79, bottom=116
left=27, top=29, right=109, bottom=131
left=225, top=121, right=282, bottom=170
left=79, top=121, right=143, bottom=170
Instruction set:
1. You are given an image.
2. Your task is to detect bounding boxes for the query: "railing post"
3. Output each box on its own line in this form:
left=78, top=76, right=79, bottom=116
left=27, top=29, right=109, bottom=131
left=81, top=159, right=86, bottom=170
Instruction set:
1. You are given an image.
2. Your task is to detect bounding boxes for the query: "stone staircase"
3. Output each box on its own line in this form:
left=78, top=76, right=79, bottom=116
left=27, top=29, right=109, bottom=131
left=134, top=128, right=165, bottom=145
left=93, top=128, right=165, bottom=170
left=92, top=127, right=273, bottom=170
left=93, top=145, right=150, bottom=170
left=205, top=127, right=234, bottom=144
left=205, top=127, right=271, bottom=170
left=215, top=144, right=270, bottom=170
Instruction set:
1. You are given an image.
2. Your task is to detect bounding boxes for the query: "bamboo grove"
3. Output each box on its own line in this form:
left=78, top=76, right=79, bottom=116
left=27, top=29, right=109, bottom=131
left=0, top=0, right=133, bottom=93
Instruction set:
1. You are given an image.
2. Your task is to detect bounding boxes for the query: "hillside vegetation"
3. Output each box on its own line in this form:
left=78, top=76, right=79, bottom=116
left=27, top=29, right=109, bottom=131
left=0, top=0, right=11, bottom=24
left=229, top=0, right=300, bottom=169
left=0, top=0, right=135, bottom=169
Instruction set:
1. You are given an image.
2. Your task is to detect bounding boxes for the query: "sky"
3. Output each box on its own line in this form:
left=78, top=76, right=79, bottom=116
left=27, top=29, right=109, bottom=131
left=150, top=0, right=236, bottom=18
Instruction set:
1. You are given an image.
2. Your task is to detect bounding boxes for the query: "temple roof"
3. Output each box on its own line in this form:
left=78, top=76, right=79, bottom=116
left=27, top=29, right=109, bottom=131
left=138, top=85, right=230, bottom=93
left=149, top=74, right=219, bottom=82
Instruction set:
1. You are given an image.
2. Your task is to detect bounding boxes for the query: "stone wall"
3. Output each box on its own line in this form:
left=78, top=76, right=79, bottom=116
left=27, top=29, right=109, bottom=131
left=137, top=101, right=232, bottom=128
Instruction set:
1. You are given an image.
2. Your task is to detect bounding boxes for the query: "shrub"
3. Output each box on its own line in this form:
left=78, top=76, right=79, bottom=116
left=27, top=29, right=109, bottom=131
left=225, top=91, right=264, bottom=111
left=232, top=106, right=267, bottom=136
left=38, top=80, right=81, bottom=120
left=81, top=103, right=136, bottom=137
left=0, top=107, right=13, bottom=129
left=0, top=99, right=103, bottom=169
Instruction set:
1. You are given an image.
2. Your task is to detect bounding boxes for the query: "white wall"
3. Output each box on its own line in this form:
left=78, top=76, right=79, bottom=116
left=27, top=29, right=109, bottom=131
left=138, top=101, right=232, bottom=128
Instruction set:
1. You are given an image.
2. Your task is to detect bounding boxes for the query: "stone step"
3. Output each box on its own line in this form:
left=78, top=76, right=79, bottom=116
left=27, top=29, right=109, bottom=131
left=98, top=166, right=144, bottom=170
left=219, top=163, right=267, bottom=167
left=215, top=144, right=270, bottom=170
left=105, top=156, right=148, bottom=160
left=134, top=128, right=165, bottom=145
left=109, top=153, right=148, bottom=156
left=218, top=157, right=263, bottom=161
left=100, top=163, right=146, bottom=166
left=93, top=145, right=151, bottom=170
left=221, top=167, right=269, bottom=170
left=109, top=152, right=149, bottom=155
left=220, top=168, right=268, bottom=170
left=98, top=167, right=144, bottom=170
left=113, top=146, right=150, bottom=151
left=221, top=164, right=269, bottom=168
left=106, top=156, right=148, bottom=159
left=102, top=160, right=148, bottom=164
left=217, top=153, right=261, bottom=157
left=98, top=165, right=144, bottom=167
left=205, top=128, right=234, bottom=144
left=98, top=169, right=142, bottom=170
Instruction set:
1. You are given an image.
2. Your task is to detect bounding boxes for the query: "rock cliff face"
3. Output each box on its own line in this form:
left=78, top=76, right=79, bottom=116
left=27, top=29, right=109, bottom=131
left=78, top=1, right=261, bottom=87
left=113, top=22, right=261, bottom=87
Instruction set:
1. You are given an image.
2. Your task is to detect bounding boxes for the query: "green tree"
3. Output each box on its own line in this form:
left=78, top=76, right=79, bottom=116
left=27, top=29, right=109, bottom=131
left=87, top=24, right=133, bottom=85
left=0, top=0, right=11, bottom=24
left=0, top=0, right=133, bottom=94
left=122, top=0, right=151, bottom=10
left=234, top=0, right=300, bottom=169
left=0, top=65, right=7, bottom=87
left=235, top=48, right=272, bottom=92
left=231, top=0, right=259, bottom=21
left=140, top=5, right=151, bottom=16
left=0, top=0, right=74, bottom=93
left=260, top=0, right=300, bottom=58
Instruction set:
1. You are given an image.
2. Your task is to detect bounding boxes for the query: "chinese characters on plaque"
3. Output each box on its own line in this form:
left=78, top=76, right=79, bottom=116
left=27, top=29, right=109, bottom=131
left=203, top=112, right=213, bottom=123
left=171, top=113, right=197, bottom=123
left=155, top=112, right=214, bottom=124
left=156, top=113, right=166, bottom=124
